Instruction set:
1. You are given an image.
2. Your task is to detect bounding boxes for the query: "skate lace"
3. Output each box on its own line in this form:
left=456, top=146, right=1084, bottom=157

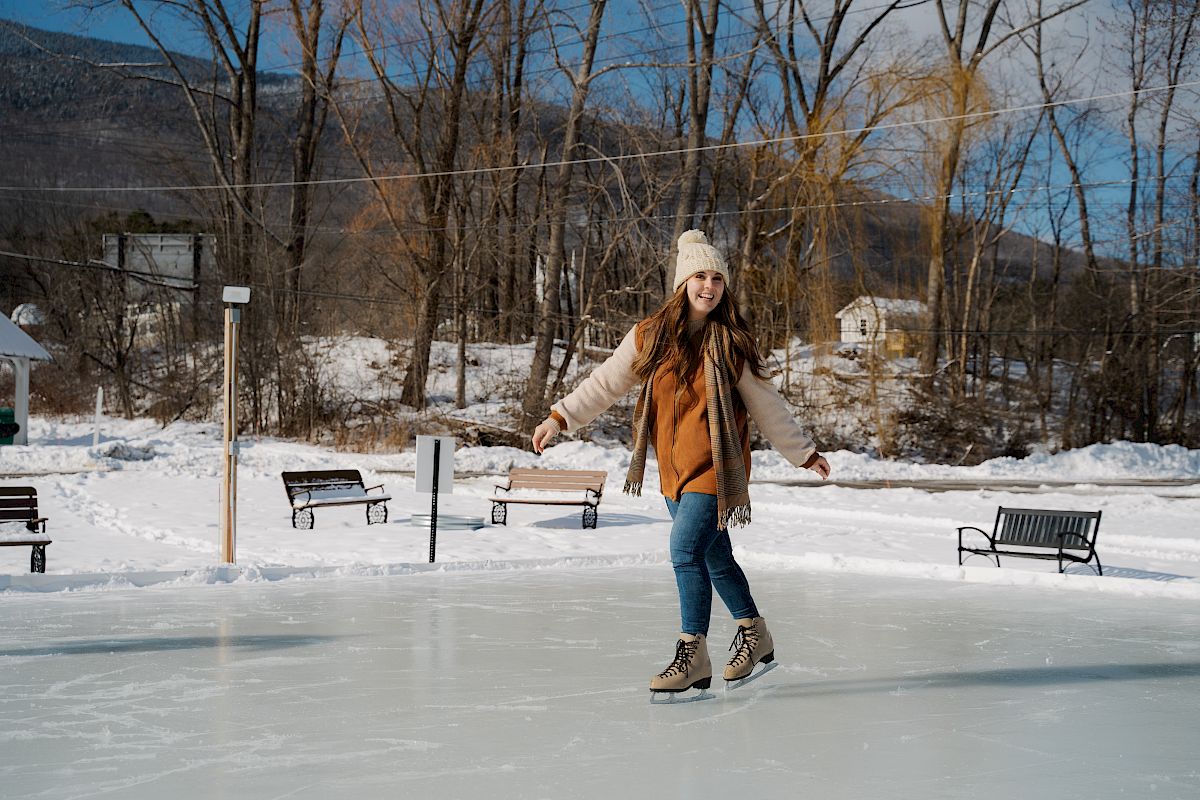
left=727, top=625, right=759, bottom=668
left=658, top=638, right=698, bottom=678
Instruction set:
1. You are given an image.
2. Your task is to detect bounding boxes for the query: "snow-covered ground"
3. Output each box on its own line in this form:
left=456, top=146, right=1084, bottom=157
left=4, top=417, right=1200, bottom=799
left=1, top=416, right=1198, bottom=599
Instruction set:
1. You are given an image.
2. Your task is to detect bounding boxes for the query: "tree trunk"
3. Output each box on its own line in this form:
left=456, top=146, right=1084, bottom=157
left=670, top=0, right=720, bottom=252
left=518, top=0, right=608, bottom=433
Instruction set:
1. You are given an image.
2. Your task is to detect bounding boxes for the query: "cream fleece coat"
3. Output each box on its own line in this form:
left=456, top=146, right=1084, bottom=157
left=549, top=322, right=819, bottom=499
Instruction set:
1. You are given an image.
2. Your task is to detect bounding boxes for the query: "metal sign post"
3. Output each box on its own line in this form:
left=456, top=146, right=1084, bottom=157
left=416, top=435, right=455, bottom=564
left=429, top=439, right=441, bottom=563
left=219, top=286, right=250, bottom=565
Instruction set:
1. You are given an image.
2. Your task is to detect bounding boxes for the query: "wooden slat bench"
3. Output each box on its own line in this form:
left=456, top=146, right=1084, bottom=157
left=281, top=470, right=391, bottom=530
left=0, top=487, right=51, bottom=573
left=958, top=506, right=1103, bottom=575
left=490, top=468, right=607, bottom=529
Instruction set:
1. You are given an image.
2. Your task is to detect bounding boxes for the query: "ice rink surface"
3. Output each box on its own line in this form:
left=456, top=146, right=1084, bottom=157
left=3, top=567, right=1199, bottom=800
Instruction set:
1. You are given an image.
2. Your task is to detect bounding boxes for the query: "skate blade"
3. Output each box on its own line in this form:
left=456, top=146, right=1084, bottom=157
left=649, top=687, right=715, bottom=704
left=724, top=660, right=778, bottom=691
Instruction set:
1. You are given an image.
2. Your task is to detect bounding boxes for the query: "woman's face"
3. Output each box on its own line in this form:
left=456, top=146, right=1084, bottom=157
left=685, top=270, right=725, bottom=320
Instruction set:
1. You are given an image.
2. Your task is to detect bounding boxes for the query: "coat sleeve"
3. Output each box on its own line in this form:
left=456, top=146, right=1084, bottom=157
left=736, top=364, right=820, bottom=469
left=549, top=325, right=641, bottom=432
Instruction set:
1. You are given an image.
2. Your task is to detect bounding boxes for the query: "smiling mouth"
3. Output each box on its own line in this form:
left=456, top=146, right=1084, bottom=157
left=698, top=294, right=715, bottom=301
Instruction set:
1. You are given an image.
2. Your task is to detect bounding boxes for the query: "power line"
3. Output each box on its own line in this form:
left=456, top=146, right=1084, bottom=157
left=7, top=244, right=1198, bottom=334
left=5, top=77, right=1197, bottom=195
left=2, top=172, right=1195, bottom=243
left=0, top=248, right=198, bottom=288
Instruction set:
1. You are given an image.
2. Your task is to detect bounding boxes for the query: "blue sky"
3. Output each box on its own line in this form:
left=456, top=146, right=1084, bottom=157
left=0, top=0, right=299, bottom=73
left=1, top=0, right=1191, bottom=261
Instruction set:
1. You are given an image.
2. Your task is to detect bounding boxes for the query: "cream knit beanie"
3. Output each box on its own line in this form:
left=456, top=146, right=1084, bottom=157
left=672, top=229, right=730, bottom=292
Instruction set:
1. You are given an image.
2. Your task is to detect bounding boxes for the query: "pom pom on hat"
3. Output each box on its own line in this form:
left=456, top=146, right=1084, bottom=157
left=672, top=229, right=730, bottom=292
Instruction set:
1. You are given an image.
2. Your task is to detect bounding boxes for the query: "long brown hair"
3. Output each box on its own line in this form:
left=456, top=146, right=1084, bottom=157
left=631, top=283, right=769, bottom=400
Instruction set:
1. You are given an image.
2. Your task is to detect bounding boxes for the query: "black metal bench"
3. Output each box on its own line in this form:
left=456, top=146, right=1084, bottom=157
left=0, top=486, right=51, bottom=573
left=490, top=468, right=606, bottom=529
left=281, top=470, right=390, bottom=529
left=958, top=507, right=1103, bottom=575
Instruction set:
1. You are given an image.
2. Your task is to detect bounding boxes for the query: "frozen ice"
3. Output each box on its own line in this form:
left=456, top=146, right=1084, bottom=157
left=2, top=568, right=1198, bottom=799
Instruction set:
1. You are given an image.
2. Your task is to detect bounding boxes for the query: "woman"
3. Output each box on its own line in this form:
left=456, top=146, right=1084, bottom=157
left=532, top=230, right=832, bottom=697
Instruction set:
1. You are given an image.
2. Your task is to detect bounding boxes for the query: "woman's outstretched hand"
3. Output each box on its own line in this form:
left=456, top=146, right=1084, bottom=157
left=531, top=419, right=559, bottom=454
left=808, top=455, right=831, bottom=480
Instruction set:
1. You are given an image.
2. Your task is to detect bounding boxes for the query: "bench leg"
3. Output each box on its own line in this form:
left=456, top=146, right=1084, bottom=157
left=31, top=544, right=46, bottom=574
left=367, top=501, right=388, bottom=525
left=582, top=506, right=597, bottom=530
left=958, top=549, right=1000, bottom=569
left=491, top=502, right=507, bottom=526
left=292, top=508, right=314, bottom=530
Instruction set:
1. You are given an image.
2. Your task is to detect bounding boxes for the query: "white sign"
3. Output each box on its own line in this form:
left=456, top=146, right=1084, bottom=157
left=415, top=436, right=455, bottom=493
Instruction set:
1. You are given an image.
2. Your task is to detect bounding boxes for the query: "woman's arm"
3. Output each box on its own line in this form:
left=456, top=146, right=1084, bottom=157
left=736, top=364, right=830, bottom=478
left=532, top=325, right=641, bottom=452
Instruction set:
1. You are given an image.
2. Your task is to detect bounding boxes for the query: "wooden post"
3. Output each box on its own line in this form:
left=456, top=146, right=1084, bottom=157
left=219, top=306, right=240, bottom=564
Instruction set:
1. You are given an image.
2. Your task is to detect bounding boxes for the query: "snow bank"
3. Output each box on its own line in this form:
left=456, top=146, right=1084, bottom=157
left=1, top=415, right=1197, bottom=598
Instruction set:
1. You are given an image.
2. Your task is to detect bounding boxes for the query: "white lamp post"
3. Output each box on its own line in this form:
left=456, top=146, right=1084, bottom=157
left=220, top=285, right=251, bottom=564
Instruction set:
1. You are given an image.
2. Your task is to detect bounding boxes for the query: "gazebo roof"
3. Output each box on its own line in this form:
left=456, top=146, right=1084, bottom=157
left=0, top=313, right=51, bottom=361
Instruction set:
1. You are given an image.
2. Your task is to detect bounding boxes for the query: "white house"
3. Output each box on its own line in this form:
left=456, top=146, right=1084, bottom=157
left=834, top=296, right=928, bottom=355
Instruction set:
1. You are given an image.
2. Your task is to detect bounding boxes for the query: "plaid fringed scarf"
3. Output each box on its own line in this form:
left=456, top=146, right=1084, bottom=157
left=623, top=325, right=750, bottom=530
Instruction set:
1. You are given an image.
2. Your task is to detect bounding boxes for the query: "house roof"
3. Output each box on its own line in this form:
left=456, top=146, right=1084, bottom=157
left=835, top=296, right=928, bottom=319
left=0, top=313, right=51, bottom=361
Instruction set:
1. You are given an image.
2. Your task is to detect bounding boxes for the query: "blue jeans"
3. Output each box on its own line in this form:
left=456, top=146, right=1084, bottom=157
left=665, top=492, right=759, bottom=636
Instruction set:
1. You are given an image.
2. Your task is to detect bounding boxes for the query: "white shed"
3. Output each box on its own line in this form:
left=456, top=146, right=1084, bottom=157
left=834, top=296, right=927, bottom=354
left=1, top=312, right=52, bottom=445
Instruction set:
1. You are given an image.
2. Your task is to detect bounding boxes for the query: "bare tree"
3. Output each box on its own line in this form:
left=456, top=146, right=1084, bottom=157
left=1111, top=0, right=1199, bottom=440
left=918, top=0, right=1087, bottom=383
left=669, top=0, right=721, bottom=256
left=284, top=0, right=348, bottom=329
left=752, top=0, right=916, bottom=347
left=332, top=0, right=490, bottom=409
left=518, top=0, right=609, bottom=433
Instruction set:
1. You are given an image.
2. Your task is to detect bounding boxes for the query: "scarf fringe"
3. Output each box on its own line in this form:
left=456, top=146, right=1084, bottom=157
left=718, top=504, right=752, bottom=531
left=623, top=480, right=642, bottom=497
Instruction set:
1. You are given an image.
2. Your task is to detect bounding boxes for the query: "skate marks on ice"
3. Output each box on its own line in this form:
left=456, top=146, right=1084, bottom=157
left=4, top=568, right=1200, bottom=800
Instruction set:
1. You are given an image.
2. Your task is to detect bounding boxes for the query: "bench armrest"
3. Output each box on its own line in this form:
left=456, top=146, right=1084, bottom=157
left=1055, top=530, right=1092, bottom=551
left=364, top=483, right=386, bottom=494
left=26, top=518, right=47, bottom=533
left=494, top=482, right=511, bottom=494
left=585, top=487, right=602, bottom=502
left=288, top=488, right=313, bottom=505
left=957, top=525, right=994, bottom=548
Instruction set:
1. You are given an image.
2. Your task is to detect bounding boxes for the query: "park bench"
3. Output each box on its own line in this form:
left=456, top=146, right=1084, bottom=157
left=0, top=486, right=51, bottom=573
left=490, top=468, right=607, bottom=529
left=957, top=506, right=1103, bottom=575
left=281, top=470, right=390, bottom=530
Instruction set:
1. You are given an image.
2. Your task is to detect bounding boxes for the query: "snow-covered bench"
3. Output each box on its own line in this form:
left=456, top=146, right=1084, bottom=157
left=0, top=486, right=51, bottom=573
left=957, top=507, right=1103, bottom=575
left=490, top=468, right=607, bottom=529
left=281, top=470, right=390, bottom=530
